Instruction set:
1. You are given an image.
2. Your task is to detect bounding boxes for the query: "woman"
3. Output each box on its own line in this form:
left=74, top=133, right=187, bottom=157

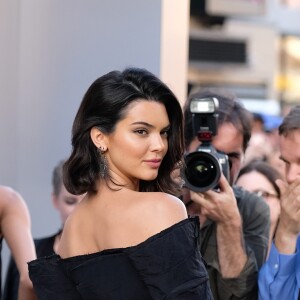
left=236, top=159, right=282, bottom=255
left=28, top=68, right=213, bottom=299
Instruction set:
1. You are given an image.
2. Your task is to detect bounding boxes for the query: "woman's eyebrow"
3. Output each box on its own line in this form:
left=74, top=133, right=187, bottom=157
left=131, top=121, right=153, bottom=127
left=131, top=122, right=170, bottom=130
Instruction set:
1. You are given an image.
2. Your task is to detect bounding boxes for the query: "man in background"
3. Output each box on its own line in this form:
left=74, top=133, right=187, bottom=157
left=258, top=105, right=300, bottom=300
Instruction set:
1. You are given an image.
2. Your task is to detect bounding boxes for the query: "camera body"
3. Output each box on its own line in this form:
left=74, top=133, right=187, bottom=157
left=183, top=97, right=230, bottom=192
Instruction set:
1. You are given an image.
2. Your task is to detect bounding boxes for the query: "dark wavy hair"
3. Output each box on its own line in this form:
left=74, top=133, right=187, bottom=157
left=63, top=68, right=184, bottom=195
left=183, top=88, right=252, bottom=152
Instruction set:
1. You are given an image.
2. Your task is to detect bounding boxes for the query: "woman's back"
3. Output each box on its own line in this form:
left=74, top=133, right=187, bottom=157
left=58, top=188, right=188, bottom=258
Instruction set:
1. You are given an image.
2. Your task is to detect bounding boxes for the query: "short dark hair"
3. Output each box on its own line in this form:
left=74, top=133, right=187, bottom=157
left=183, top=88, right=253, bottom=152
left=52, top=160, right=65, bottom=197
left=278, top=105, right=300, bottom=136
left=237, top=159, right=282, bottom=198
left=63, top=67, right=184, bottom=195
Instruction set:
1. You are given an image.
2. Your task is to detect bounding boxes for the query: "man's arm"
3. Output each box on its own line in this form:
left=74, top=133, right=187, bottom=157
left=216, top=215, right=247, bottom=277
left=192, top=177, right=270, bottom=299
left=0, top=186, right=37, bottom=300
left=216, top=186, right=270, bottom=299
left=192, top=175, right=247, bottom=277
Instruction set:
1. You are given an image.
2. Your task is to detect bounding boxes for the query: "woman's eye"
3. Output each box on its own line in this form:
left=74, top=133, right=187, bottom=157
left=161, top=130, right=169, bottom=137
left=135, top=129, right=147, bottom=135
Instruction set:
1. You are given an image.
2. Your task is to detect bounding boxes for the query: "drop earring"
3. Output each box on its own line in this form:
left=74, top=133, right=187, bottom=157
left=98, top=146, right=108, bottom=177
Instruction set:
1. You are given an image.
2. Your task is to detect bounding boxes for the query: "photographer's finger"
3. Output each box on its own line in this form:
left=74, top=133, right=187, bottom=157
left=190, top=191, right=207, bottom=205
left=203, top=175, right=229, bottom=199
left=218, top=173, right=231, bottom=192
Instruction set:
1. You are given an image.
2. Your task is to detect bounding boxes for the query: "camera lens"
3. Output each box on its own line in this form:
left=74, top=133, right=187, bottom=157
left=183, top=151, right=221, bottom=192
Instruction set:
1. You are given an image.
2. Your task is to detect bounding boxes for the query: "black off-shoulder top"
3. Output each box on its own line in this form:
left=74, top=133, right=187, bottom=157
left=28, top=217, right=213, bottom=300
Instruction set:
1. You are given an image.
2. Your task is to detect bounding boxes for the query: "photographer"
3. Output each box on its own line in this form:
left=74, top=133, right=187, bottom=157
left=182, top=89, right=270, bottom=300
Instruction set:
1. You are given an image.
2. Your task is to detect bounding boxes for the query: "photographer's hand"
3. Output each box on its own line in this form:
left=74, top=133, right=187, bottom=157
left=274, top=178, right=300, bottom=254
left=191, top=174, right=247, bottom=278
left=190, top=174, right=240, bottom=224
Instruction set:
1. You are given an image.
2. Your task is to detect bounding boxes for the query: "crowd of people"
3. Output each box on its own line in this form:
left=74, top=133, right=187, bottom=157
left=1, top=67, right=299, bottom=299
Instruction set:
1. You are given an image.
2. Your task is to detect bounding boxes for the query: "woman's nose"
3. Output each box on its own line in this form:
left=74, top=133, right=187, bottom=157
left=150, top=134, right=166, bottom=152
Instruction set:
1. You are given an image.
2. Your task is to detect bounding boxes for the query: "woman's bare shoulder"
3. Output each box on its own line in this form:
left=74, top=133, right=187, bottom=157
left=58, top=191, right=188, bottom=257
left=0, top=185, right=27, bottom=212
left=0, top=186, right=22, bottom=202
left=138, top=192, right=188, bottom=231
left=143, top=192, right=186, bottom=208
left=57, top=203, right=90, bottom=257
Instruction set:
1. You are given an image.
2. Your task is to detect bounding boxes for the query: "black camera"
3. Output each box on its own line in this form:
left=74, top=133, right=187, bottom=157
left=183, top=97, right=230, bottom=192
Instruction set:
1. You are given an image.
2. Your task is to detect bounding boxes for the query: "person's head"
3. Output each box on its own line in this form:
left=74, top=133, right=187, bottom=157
left=236, top=159, right=282, bottom=243
left=278, top=105, right=300, bottom=184
left=237, top=159, right=282, bottom=198
left=183, top=88, right=253, bottom=185
left=52, top=160, right=84, bottom=225
left=236, top=160, right=281, bottom=223
left=64, top=68, right=184, bottom=195
left=252, top=113, right=264, bottom=133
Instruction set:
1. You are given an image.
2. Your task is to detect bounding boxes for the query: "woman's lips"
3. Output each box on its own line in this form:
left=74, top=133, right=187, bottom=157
left=144, top=159, right=162, bottom=168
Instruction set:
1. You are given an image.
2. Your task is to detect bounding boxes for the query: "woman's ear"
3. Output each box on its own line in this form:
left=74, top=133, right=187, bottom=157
left=90, top=127, right=107, bottom=149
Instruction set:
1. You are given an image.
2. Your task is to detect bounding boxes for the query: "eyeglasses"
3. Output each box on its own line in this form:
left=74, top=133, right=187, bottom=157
left=253, top=190, right=279, bottom=199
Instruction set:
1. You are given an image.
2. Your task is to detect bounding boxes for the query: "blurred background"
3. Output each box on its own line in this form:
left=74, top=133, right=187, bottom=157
left=1, top=0, right=300, bottom=282
left=188, top=0, right=300, bottom=118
